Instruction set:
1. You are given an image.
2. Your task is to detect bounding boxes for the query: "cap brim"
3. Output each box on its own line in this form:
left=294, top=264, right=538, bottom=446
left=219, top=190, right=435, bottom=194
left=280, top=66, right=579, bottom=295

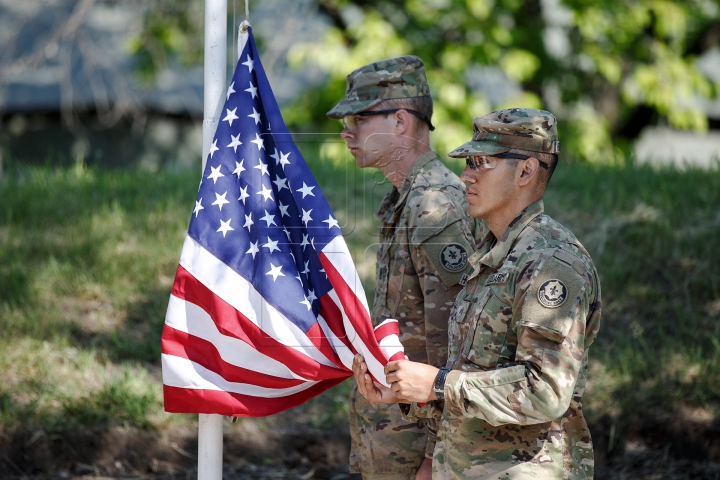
left=447, top=140, right=510, bottom=158
left=326, top=98, right=384, bottom=119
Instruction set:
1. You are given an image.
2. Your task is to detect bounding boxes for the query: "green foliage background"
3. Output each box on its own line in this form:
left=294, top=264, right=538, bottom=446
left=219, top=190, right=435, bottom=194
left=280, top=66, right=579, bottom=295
left=131, top=0, right=720, bottom=163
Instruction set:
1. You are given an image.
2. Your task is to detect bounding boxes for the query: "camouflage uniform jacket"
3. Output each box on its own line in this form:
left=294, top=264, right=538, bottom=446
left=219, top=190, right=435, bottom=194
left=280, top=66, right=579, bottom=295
left=401, top=200, right=602, bottom=479
left=349, top=150, right=482, bottom=474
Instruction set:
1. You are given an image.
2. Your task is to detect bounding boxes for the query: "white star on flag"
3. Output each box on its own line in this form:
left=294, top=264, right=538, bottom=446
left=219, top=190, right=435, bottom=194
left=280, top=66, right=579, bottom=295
left=226, top=81, right=236, bottom=100
left=223, top=107, right=239, bottom=126
left=193, top=199, right=204, bottom=217
left=243, top=213, right=254, bottom=231
left=217, top=218, right=234, bottom=237
left=248, top=107, right=261, bottom=124
left=262, top=236, right=280, bottom=253
left=238, top=185, right=250, bottom=204
left=212, top=191, right=230, bottom=211
left=257, top=185, right=274, bottom=202
left=227, top=134, right=242, bottom=152
left=251, top=133, right=265, bottom=151
left=233, top=160, right=246, bottom=178
left=322, top=215, right=339, bottom=229
left=299, top=295, right=312, bottom=311
left=207, top=165, right=224, bottom=184
left=209, top=139, right=219, bottom=158
left=297, top=182, right=315, bottom=198
left=254, top=160, right=269, bottom=176
left=246, top=240, right=259, bottom=259
left=278, top=202, right=290, bottom=217
left=265, top=263, right=284, bottom=281
left=301, top=208, right=313, bottom=226
left=273, top=175, right=289, bottom=191
left=245, top=82, right=258, bottom=99
left=260, top=210, right=276, bottom=227
left=242, top=54, right=254, bottom=72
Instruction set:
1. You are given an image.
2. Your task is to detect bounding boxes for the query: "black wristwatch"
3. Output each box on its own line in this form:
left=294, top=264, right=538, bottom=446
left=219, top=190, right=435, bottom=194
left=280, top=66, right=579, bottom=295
left=433, top=367, right=451, bottom=401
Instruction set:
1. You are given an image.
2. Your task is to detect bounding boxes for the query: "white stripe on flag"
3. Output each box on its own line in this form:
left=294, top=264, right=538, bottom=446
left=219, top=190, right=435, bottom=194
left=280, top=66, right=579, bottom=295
left=165, top=295, right=310, bottom=381
left=179, top=235, right=336, bottom=368
left=162, top=354, right=319, bottom=397
left=321, top=237, right=370, bottom=314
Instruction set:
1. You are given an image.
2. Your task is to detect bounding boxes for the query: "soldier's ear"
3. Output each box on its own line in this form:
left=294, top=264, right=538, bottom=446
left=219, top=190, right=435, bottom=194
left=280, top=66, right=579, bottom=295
left=518, top=157, right=540, bottom=185
left=393, top=109, right=411, bottom=134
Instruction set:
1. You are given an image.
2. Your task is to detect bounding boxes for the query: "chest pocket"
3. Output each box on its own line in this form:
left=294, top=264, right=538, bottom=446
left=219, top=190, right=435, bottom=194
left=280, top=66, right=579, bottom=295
left=375, top=238, right=409, bottom=318
left=461, top=288, right=513, bottom=369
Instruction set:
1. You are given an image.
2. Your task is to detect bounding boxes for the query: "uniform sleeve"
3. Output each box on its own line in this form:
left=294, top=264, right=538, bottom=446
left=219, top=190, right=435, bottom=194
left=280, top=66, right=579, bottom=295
left=410, top=196, right=476, bottom=368
left=442, top=256, right=596, bottom=426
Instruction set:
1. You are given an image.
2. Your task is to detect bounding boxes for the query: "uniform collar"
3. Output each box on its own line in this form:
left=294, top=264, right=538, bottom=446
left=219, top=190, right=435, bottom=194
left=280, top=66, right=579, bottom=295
left=376, top=150, right=438, bottom=219
left=468, top=199, right=545, bottom=274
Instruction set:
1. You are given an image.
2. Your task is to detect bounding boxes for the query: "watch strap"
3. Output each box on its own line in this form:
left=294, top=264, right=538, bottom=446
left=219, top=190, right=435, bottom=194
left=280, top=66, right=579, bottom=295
left=433, top=367, right=451, bottom=401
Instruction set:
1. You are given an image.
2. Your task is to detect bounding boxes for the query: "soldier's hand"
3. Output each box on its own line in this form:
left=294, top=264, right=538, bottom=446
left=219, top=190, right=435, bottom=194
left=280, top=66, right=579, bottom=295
left=415, top=458, right=432, bottom=480
left=384, top=360, right=439, bottom=403
left=352, top=354, right=399, bottom=404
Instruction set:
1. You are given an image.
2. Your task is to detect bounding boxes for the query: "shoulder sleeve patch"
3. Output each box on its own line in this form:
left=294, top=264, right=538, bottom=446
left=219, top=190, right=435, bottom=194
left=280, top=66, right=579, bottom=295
left=519, top=257, right=589, bottom=342
left=417, top=220, right=475, bottom=288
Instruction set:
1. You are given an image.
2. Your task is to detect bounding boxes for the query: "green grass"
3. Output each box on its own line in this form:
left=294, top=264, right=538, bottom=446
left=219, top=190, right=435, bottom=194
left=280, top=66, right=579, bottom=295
left=1, top=153, right=719, bottom=444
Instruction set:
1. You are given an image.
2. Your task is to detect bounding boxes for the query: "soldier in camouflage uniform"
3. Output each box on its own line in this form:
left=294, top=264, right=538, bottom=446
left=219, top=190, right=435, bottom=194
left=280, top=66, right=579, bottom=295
left=327, top=56, right=482, bottom=479
left=353, top=108, right=602, bottom=479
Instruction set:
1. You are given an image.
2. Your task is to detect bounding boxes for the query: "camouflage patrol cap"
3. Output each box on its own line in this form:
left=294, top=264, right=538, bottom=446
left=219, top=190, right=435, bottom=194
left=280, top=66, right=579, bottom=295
left=326, top=55, right=431, bottom=119
left=447, top=108, right=560, bottom=157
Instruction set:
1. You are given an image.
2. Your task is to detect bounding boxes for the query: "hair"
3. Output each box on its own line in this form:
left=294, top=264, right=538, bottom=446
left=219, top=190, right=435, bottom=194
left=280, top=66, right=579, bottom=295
left=505, top=148, right=559, bottom=195
left=379, top=96, right=434, bottom=133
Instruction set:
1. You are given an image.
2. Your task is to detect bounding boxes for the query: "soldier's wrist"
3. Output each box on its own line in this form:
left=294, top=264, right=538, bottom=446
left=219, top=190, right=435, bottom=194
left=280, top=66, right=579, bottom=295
left=433, top=367, right=451, bottom=401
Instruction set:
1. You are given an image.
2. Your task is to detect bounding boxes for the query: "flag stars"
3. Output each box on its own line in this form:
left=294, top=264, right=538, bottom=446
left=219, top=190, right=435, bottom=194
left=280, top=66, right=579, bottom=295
left=257, top=184, right=273, bottom=202
left=278, top=151, right=291, bottom=170
left=245, top=82, right=258, bottom=99
left=212, top=191, right=230, bottom=211
left=301, top=208, right=313, bottom=226
left=248, top=107, right=261, bottom=124
left=262, top=236, right=280, bottom=254
left=246, top=240, right=259, bottom=259
left=233, top=160, right=246, bottom=178
left=265, top=263, right=284, bottom=282
left=260, top=210, right=276, bottom=227
left=278, top=201, right=290, bottom=217
left=242, top=54, right=254, bottom=72
left=297, top=182, right=315, bottom=198
left=243, top=213, right=254, bottom=232
left=307, top=289, right=317, bottom=303
left=226, top=81, right=236, bottom=100
left=238, top=185, right=250, bottom=204
left=300, top=233, right=311, bottom=251
left=254, top=159, right=269, bottom=176
left=251, top=133, right=265, bottom=151
left=208, top=139, right=219, bottom=158
left=302, top=261, right=310, bottom=276
left=299, top=295, right=312, bottom=311
left=217, top=219, right=234, bottom=237
left=193, top=199, right=204, bottom=217
left=322, top=215, right=340, bottom=229
left=227, top=133, right=242, bottom=152
left=283, top=226, right=291, bottom=240
left=273, top=175, right=289, bottom=192
left=207, top=165, right=224, bottom=184
left=223, top=107, right=239, bottom=127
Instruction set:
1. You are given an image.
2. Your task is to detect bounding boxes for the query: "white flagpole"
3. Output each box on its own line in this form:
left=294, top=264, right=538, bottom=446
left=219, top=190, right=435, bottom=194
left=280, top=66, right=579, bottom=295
left=199, top=0, right=226, bottom=478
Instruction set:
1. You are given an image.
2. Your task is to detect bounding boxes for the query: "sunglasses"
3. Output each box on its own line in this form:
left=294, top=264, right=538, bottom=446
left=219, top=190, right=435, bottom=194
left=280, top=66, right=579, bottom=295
left=342, top=108, right=435, bottom=131
left=465, top=152, right=551, bottom=171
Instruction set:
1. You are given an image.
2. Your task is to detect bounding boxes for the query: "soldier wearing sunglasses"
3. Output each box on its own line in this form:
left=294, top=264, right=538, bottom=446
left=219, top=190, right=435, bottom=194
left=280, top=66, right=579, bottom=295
left=327, top=56, right=483, bottom=480
left=353, top=108, right=602, bottom=479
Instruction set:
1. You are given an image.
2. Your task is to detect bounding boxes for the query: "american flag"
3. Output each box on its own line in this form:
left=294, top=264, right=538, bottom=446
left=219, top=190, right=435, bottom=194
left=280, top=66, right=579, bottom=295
left=161, top=27, right=403, bottom=416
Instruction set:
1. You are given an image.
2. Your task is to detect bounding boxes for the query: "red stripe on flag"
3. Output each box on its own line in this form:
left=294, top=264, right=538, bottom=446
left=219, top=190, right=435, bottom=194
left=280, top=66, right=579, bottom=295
left=317, top=294, right=356, bottom=355
left=161, top=325, right=306, bottom=389
left=319, top=253, right=388, bottom=368
left=163, top=377, right=347, bottom=417
left=303, top=322, right=346, bottom=368
left=171, top=266, right=347, bottom=380
left=373, top=321, right=400, bottom=342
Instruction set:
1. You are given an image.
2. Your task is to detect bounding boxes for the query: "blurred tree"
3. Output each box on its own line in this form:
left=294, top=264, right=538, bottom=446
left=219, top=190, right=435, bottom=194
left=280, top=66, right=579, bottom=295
left=130, top=0, right=720, bottom=162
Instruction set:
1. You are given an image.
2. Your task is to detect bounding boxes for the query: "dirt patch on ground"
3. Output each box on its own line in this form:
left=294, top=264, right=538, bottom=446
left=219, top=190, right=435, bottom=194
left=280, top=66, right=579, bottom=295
left=3, top=416, right=720, bottom=479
